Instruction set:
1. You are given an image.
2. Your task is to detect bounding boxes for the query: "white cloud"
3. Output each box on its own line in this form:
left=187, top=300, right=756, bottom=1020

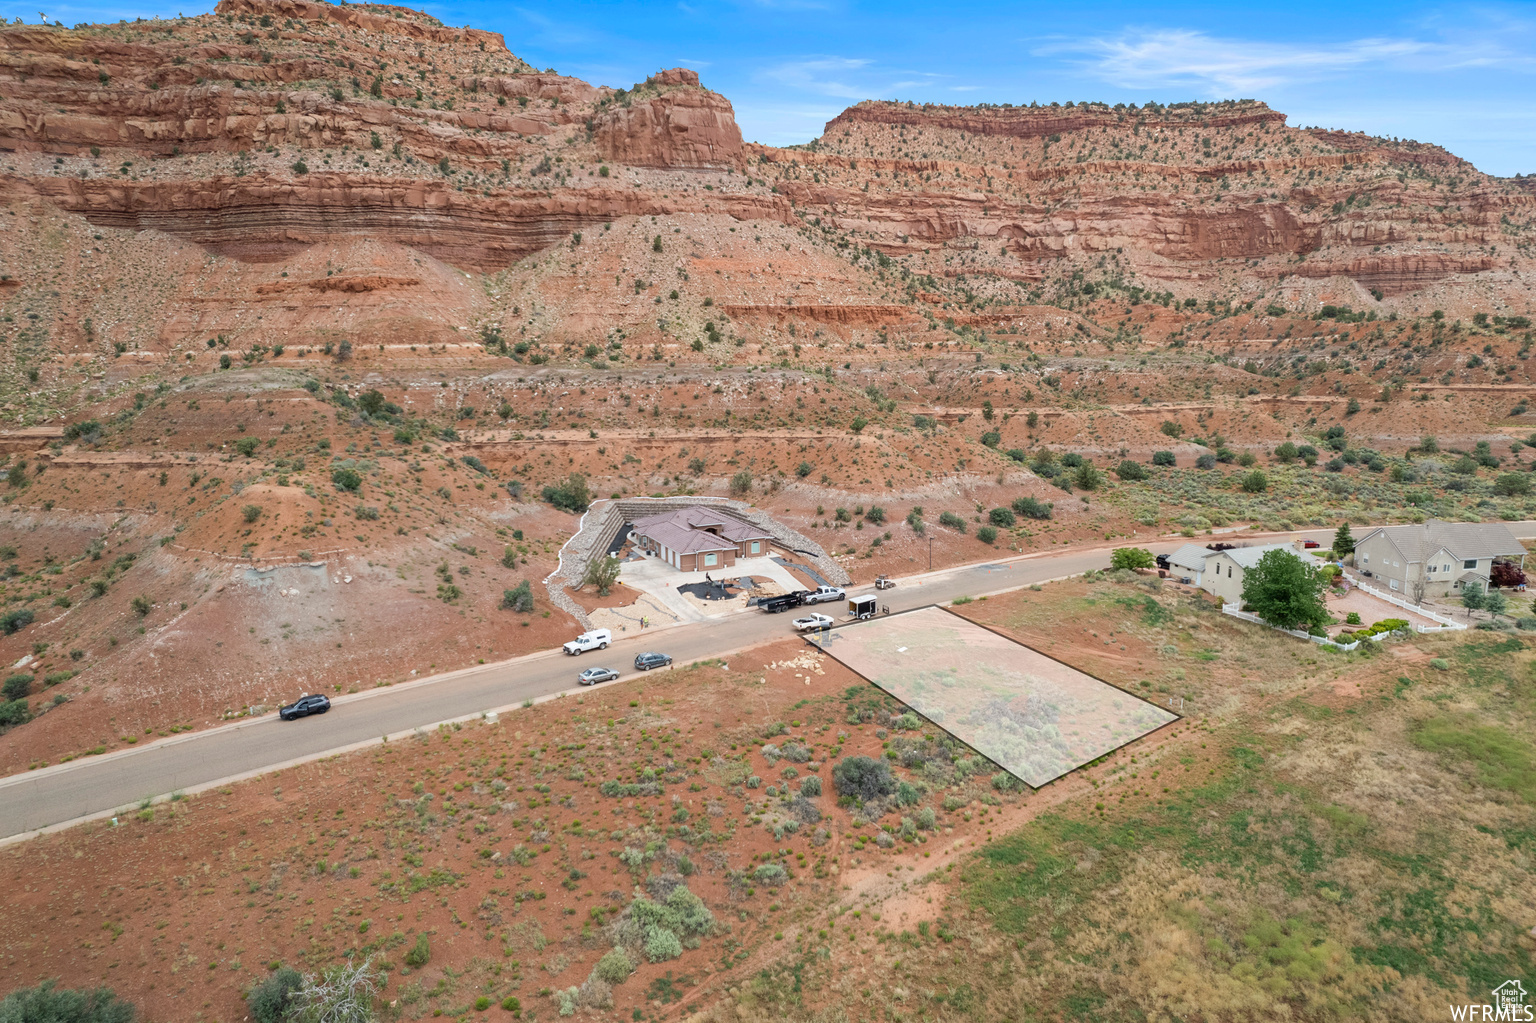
left=1056, top=29, right=1433, bottom=94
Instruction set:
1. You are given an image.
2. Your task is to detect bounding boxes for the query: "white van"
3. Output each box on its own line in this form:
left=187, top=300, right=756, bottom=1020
left=562, top=628, right=612, bottom=655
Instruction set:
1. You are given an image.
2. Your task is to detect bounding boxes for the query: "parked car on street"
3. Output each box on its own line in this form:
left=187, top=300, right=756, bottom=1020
left=758, top=590, right=808, bottom=614
left=792, top=612, right=835, bottom=632
left=578, top=667, right=620, bottom=686
left=802, top=585, right=847, bottom=605
left=1301, top=540, right=1321, bottom=549
left=279, top=694, right=331, bottom=721
left=563, top=628, right=612, bottom=655
left=634, top=651, right=672, bottom=671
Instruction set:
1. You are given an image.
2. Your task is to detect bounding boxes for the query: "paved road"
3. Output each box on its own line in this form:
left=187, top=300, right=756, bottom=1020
left=2, top=523, right=1529, bottom=843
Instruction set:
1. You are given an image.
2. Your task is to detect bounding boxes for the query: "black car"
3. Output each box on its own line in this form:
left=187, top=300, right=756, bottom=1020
left=634, top=652, right=672, bottom=671
left=279, top=694, right=331, bottom=721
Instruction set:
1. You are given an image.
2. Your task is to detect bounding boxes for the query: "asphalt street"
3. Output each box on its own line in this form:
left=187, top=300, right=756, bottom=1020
left=2, top=523, right=1528, bottom=843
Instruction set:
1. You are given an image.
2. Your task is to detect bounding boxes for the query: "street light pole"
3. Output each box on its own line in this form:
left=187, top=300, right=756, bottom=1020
left=928, top=535, right=933, bottom=572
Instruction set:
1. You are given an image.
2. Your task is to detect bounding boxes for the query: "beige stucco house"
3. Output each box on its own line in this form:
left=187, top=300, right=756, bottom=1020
left=1352, top=520, right=1526, bottom=599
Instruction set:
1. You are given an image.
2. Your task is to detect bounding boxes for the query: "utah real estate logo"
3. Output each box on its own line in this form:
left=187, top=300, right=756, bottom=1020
left=1451, top=980, right=1533, bottom=1021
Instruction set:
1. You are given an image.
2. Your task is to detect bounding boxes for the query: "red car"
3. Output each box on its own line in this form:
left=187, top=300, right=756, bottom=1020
left=1302, top=540, right=1321, bottom=548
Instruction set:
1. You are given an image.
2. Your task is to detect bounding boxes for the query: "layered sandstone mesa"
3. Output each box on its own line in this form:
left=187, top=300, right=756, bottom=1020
left=594, top=68, right=744, bottom=170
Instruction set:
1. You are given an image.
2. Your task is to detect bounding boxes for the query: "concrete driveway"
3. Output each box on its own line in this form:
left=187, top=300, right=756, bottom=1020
left=619, top=553, right=805, bottom=621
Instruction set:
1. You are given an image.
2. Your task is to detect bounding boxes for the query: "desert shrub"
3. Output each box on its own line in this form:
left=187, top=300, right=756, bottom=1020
left=0, top=981, right=136, bottom=1023
left=833, top=755, right=895, bottom=802
left=331, top=467, right=362, bottom=492
left=865, top=505, right=886, bottom=524
left=624, top=885, right=713, bottom=963
left=800, top=775, right=822, bottom=797
left=1060, top=452, right=1084, bottom=468
left=554, top=986, right=580, bottom=1016
left=976, top=525, right=998, bottom=544
left=916, top=806, right=937, bottom=830
left=989, top=506, right=1016, bottom=527
left=1344, top=612, right=1361, bottom=625
left=1012, top=496, right=1052, bottom=520
left=354, top=505, right=380, bottom=521
left=247, top=966, right=303, bottom=1023
left=461, top=455, right=488, bottom=474
left=752, top=863, right=788, bottom=886
left=1073, top=463, right=1103, bottom=490
left=3, top=674, right=33, bottom=700
left=729, top=469, right=753, bottom=496
left=894, top=780, right=920, bottom=806
left=234, top=436, right=259, bottom=457
left=403, top=933, right=430, bottom=967
left=938, top=511, right=966, bottom=533
left=992, top=771, right=1025, bottom=792
left=1517, top=618, right=1536, bottom=631
left=1, top=608, right=35, bottom=635
left=0, top=699, right=31, bottom=727
left=1195, top=453, right=1217, bottom=470
left=242, top=503, right=262, bottom=523
left=745, top=775, right=761, bottom=789
left=1151, top=450, right=1176, bottom=466
left=502, top=580, right=534, bottom=613
left=1240, top=469, right=1268, bottom=493
left=542, top=473, right=590, bottom=513
left=594, top=948, right=633, bottom=984
left=1115, top=459, right=1147, bottom=481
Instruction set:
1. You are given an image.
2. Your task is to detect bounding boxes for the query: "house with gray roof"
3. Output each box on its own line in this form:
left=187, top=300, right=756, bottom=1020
left=1353, top=520, right=1526, bottom=600
left=1200, top=542, right=1313, bottom=606
left=1166, top=543, right=1219, bottom=585
left=631, top=505, right=777, bottom=573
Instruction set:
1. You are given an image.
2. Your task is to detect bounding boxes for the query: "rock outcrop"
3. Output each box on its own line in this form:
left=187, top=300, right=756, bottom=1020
left=594, top=68, right=743, bottom=170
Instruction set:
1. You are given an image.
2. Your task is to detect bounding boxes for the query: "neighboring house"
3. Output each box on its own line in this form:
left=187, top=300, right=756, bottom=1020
left=1199, top=542, right=1311, bottom=606
left=631, top=505, right=777, bottom=572
left=1166, top=543, right=1219, bottom=586
left=1353, top=519, right=1526, bottom=599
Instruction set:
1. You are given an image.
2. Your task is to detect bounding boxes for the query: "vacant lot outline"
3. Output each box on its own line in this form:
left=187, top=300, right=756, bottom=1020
left=816, top=605, right=1177, bottom=787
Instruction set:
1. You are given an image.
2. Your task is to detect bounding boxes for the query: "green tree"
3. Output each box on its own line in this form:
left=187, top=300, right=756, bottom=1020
left=1484, top=590, right=1509, bottom=619
left=234, top=436, right=259, bottom=457
left=1110, top=548, right=1155, bottom=570
left=1461, top=581, right=1486, bottom=618
left=331, top=467, right=362, bottom=492
left=988, top=507, right=1015, bottom=527
left=729, top=469, right=753, bottom=497
left=1114, top=459, right=1147, bottom=481
left=1241, top=549, right=1329, bottom=631
left=1240, top=469, right=1268, bottom=493
left=357, top=389, right=387, bottom=417
left=582, top=555, right=621, bottom=596
left=1332, top=522, right=1355, bottom=558
left=1274, top=441, right=1298, bottom=463
left=1073, top=463, right=1103, bottom=491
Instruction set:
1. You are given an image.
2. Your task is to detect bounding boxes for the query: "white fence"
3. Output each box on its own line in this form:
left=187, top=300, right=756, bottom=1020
left=1220, top=606, right=1361, bottom=651
left=1341, top=572, right=1467, bottom=632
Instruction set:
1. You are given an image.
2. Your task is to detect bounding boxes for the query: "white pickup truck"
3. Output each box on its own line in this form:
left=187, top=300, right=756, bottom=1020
left=562, top=628, right=612, bottom=655
left=801, top=585, right=847, bottom=605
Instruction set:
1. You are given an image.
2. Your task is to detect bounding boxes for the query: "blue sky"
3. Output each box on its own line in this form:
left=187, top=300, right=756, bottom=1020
left=9, top=0, right=1535, bottom=174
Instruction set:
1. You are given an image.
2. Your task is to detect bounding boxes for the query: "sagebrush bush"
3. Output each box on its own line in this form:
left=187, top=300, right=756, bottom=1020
left=833, top=755, right=895, bottom=801
left=594, top=947, right=633, bottom=984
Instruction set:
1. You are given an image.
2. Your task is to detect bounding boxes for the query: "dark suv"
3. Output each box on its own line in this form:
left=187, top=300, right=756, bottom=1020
left=280, top=694, right=331, bottom=721
left=634, top=652, right=672, bottom=671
